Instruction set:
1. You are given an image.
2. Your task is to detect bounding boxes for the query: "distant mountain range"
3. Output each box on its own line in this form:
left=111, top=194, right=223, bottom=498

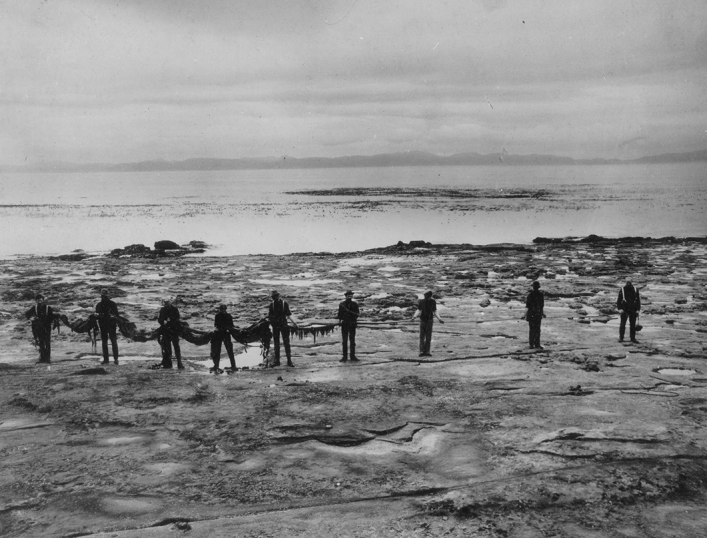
left=3, top=148, right=706, bottom=173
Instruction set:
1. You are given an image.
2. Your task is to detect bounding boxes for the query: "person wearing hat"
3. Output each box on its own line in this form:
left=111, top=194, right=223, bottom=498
left=411, top=291, right=444, bottom=357
left=25, top=293, right=55, bottom=363
left=617, top=280, right=641, bottom=343
left=96, top=288, right=120, bottom=365
left=267, top=290, right=298, bottom=367
left=157, top=297, right=184, bottom=369
left=337, top=290, right=360, bottom=362
left=212, top=304, right=237, bottom=374
left=524, top=281, right=546, bottom=349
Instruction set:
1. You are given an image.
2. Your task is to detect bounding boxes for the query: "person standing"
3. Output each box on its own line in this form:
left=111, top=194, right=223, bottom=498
left=617, top=280, right=641, bottom=343
left=338, top=290, right=360, bottom=362
left=524, top=281, right=545, bottom=349
left=267, top=290, right=298, bottom=367
left=25, top=294, right=54, bottom=363
left=96, top=288, right=120, bottom=365
left=212, top=304, right=237, bottom=374
left=412, top=291, right=444, bottom=357
left=158, top=297, right=184, bottom=369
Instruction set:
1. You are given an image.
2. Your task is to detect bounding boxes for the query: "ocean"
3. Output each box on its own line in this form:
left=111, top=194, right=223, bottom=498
left=0, top=163, right=705, bottom=257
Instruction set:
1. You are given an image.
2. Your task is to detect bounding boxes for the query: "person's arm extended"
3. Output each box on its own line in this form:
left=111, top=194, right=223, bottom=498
left=285, top=302, right=298, bottom=328
left=434, top=311, right=444, bottom=324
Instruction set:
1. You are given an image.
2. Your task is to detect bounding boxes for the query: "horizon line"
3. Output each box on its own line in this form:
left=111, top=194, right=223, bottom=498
left=2, top=147, right=706, bottom=172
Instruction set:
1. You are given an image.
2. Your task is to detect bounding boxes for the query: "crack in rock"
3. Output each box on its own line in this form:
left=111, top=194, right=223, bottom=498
left=270, top=421, right=447, bottom=447
left=538, top=429, right=666, bottom=445
left=272, top=433, right=377, bottom=447
left=361, top=423, right=410, bottom=435
left=0, top=419, right=58, bottom=432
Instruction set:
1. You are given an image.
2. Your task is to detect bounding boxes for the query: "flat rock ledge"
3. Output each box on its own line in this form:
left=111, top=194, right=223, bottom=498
left=2, top=235, right=707, bottom=538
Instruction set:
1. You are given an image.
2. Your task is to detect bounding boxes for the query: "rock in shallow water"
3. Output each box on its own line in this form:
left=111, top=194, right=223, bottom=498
left=154, top=240, right=182, bottom=250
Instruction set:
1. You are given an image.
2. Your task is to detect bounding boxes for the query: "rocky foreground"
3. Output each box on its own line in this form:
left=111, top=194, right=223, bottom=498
left=1, top=237, right=706, bottom=537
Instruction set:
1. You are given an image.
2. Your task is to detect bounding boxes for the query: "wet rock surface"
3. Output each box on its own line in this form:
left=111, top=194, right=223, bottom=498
left=0, top=237, right=706, bottom=537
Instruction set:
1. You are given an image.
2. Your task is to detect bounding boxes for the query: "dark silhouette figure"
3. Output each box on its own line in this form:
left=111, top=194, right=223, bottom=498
left=617, top=280, right=641, bottom=343
left=211, top=304, right=236, bottom=373
left=525, top=281, right=545, bottom=349
left=158, top=298, right=183, bottom=369
left=25, top=294, right=54, bottom=363
left=96, top=289, right=120, bottom=365
left=267, top=290, right=298, bottom=367
left=337, top=291, right=360, bottom=362
left=412, top=291, right=444, bottom=356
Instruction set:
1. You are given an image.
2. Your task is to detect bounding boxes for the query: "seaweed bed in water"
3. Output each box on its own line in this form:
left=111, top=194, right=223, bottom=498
left=285, top=187, right=555, bottom=199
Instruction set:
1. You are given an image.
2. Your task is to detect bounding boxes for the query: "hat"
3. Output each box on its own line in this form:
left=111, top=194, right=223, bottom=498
left=35, top=293, right=45, bottom=300
left=344, top=290, right=354, bottom=296
left=271, top=290, right=280, bottom=297
left=424, top=291, right=433, bottom=298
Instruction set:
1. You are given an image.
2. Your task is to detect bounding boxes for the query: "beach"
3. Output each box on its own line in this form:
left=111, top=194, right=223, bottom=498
left=1, top=236, right=706, bottom=536
left=5, top=0, right=707, bottom=534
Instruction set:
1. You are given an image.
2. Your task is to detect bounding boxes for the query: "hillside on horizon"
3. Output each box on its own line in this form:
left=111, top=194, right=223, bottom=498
left=3, top=148, right=707, bottom=174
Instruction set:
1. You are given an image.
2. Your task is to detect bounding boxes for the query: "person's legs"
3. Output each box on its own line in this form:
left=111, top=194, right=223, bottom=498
left=281, top=328, right=294, bottom=366
left=629, top=312, right=638, bottom=342
left=43, top=329, right=51, bottom=361
left=210, top=333, right=222, bottom=371
left=109, top=324, right=119, bottom=363
left=619, top=312, right=628, bottom=341
left=272, top=326, right=282, bottom=365
left=340, top=325, right=349, bottom=361
left=36, top=324, right=51, bottom=361
left=224, top=334, right=236, bottom=370
left=423, top=320, right=433, bottom=354
left=282, top=327, right=291, bottom=359
left=100, top=323, right=110, bottom=363
left=160, top=332, right=173, bottom=368
left=172, top=334, right=183, bottom=368
left=533, top=319, right=542, bottom=347
left=419, top=321, right=426, bottom=354
left=349, top=325, right=357, bottom=360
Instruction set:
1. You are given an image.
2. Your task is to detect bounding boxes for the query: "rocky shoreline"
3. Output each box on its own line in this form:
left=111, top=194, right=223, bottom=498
left=1, top=237, right=706, bottom=537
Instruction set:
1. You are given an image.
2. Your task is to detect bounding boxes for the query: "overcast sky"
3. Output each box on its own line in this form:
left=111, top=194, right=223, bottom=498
left=2, top=0, right=706, bottom=165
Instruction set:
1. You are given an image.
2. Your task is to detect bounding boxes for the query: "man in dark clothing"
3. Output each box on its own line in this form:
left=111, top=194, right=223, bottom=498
left=158, top=298, right=184, bottom=369
left=524, top=281, right=545, bottom=349
left=96, top=289, right=120, bottom=365
left=267, top=290, right=298, bottom=367
left=412, top=291, right=444, bottom=356
left=25, top=294, right=54, bottom=363
left=337, top=290, right=360, bottom=362
left=211, top=304, right=236, bottom=374
left=617, top=280, right=641, bottom=343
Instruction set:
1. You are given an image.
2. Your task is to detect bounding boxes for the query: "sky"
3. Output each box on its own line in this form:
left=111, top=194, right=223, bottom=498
left=1, top=0, right=706, bottom=165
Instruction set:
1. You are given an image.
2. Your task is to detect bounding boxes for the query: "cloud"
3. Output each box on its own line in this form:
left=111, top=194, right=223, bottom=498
left=1, top=0, right=706, bottom=164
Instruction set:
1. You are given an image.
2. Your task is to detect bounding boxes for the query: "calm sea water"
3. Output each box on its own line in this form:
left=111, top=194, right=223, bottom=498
left=0, top=163, right=705, bottom=257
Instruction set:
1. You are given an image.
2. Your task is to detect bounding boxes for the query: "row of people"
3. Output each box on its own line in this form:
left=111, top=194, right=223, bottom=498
left=24, top=288, right=361, bottom=368
left=25, top=281, right=642, bottom=367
